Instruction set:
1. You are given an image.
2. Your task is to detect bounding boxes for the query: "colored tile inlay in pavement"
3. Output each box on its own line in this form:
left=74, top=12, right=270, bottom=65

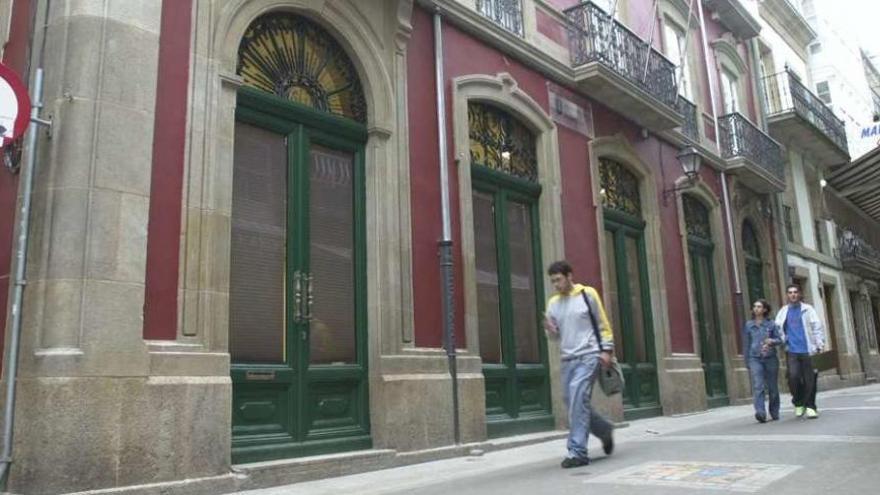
left=585, top=460, right=801, bottom=492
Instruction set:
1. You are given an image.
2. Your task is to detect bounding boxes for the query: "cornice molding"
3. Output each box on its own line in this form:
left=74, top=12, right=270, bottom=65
left=758, top=0, right=816, bottom=60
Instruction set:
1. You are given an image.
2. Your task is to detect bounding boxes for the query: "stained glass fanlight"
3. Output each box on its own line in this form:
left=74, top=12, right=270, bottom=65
left=468, top=102, right=538, bottom=181
left=238, top=13, right=367, bottom=123
left=599, top=158, right=641, bottom=216
left=683, top=194, right=712, bottom=240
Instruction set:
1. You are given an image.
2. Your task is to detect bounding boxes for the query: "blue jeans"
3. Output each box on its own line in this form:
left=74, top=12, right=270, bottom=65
left=561, top=353, right=613, bottom=460
left=748, top=356, right=780, bottom=418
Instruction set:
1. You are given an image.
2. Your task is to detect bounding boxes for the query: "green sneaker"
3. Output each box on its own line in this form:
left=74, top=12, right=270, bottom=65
left=805, top=408, right=818, bottom=419
left=795, top=406, right=805, bottom=417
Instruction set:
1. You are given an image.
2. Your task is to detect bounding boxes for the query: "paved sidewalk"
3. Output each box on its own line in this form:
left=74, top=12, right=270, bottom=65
left=237, top=384, right=880, bottom=494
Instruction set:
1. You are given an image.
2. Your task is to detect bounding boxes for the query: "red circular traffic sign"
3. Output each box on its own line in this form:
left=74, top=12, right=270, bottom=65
left=0, top=63, right=31, bottom=148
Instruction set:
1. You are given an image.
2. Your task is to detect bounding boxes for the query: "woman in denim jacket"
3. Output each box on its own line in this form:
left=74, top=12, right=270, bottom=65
left=743, top=299, right=782, bottom=423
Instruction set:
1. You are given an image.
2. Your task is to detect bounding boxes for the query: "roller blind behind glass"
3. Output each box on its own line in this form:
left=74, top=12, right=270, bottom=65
left=230, top=122, right=288, bottom=364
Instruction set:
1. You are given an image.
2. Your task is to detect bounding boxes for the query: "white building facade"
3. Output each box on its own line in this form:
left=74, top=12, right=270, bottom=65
left=746, top=0, right=865, bottom=385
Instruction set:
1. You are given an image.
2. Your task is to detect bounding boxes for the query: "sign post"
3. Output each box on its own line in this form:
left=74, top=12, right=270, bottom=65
left=0, top=63, right=31, bottom=149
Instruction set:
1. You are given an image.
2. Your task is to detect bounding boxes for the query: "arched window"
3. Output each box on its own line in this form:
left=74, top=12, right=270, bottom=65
left=468, top=102, right=537, bottom=181
left=742, top=221, right=760, bottom=259
left=598, top=157, right=661, bottom=417
left=711, top=39, right=748, bottom=115
left=230, top=11, right=370, bottom=463
left=663, top=18, right=693, bottom=99
left=468, top=101, right=547, bottom=435
left=237, top=13, right=367, bottom=122
left=683, top=194, right=712, bottom=240
left=742, top=220, right=765, bottom=303
left=599, top=158, right=642, bottom=216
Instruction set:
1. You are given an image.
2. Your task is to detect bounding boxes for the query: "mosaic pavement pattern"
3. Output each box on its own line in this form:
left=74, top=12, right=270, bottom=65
left=584, top=460, right=802, bottom=492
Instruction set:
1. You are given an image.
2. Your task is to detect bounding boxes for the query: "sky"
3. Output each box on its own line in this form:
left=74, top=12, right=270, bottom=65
left=834, top=0, right=880, bottom=61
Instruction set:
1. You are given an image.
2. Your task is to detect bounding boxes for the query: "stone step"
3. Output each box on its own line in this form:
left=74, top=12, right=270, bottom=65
left=233, top=430, right=569, bottom=492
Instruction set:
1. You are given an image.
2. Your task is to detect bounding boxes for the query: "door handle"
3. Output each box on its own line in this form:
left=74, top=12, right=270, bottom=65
left=293, top=270, right=302, bottom=322
left=305, top=273, right=314, bottom=322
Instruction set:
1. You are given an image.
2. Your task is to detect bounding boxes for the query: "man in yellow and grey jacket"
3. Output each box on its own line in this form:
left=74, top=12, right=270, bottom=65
left=544, top=260, right=614, bottom=468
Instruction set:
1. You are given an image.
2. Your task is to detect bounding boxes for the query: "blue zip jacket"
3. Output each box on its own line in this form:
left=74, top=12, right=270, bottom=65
left=743, top=319, right=781, bottom=359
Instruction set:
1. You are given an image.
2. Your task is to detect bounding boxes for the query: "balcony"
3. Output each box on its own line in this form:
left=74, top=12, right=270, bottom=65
left=677, top=96, right=699, bottom=142
left=476, top=0, right=524, bottom=37
left=839, top=230, right=880, bottom=279
left=565, top=2, right=682, bottom=130
left=763, top=70, right=850, bottom=165
left=718, top=112, right=785, bottom=192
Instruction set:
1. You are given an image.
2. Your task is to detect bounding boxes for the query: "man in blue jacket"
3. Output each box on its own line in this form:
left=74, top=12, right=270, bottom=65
left=774, top=284, right=826, bottom=419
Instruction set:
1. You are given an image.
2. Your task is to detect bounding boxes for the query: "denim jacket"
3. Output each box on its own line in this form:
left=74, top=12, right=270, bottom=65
left=743, top=319, right=781, bottom=359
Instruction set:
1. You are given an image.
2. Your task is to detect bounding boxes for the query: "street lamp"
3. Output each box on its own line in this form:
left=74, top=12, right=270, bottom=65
left=663, top=146, right=701, bottom=205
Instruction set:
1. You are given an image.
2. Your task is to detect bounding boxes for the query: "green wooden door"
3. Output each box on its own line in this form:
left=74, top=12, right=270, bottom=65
left=473, top=169, right=553, bottom=437
left=689, top=243, right=729, bottom=407
left=603, top=210, right=661, bottom=419
left=229, top=89, right=370, bottom=464
left=598, top=158, right=660, bottom=419
left=684, top=195, right=728, bottom=408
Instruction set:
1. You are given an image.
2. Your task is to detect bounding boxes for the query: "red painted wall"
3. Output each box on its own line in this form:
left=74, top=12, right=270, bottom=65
left=407, top=6, right=721, bottom=355
left=143, top=0, right=193, bottom=340
left=544, top=0, right=580, bottom=10
left=536, top=9, right=567, bottom=46
left=408, top=8, right=448, bottom=347
left=0, top=0, right=35, bottom=368
left=551, top=83, right=602, bottom=286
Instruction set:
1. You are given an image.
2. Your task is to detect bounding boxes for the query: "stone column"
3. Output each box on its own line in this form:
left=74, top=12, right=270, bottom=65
left=6, top=2, right=230, bottom=493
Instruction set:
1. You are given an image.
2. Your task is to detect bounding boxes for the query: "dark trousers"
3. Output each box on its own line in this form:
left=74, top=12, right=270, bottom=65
left=787, top=353, right=816, bottom=409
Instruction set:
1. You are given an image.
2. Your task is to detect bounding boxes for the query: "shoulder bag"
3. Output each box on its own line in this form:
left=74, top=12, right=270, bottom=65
left=582, top=290, right=625, bottom=396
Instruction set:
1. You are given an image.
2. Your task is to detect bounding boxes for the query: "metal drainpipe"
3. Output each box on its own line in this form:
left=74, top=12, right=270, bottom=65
left=696, top=0, right=744, bottom=320
left=433, top=9, right=460, bottom=446
left=0, top=67, right=48, bottom=486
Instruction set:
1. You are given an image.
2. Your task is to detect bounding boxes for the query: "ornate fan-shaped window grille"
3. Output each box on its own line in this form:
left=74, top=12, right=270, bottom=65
left=237, top=13, right=367, bottom=123
left=599, top=158, right=641, bottom=216
left=683, top=194, right=712, bottom=240
left=468, top=102, right=538, bottom=181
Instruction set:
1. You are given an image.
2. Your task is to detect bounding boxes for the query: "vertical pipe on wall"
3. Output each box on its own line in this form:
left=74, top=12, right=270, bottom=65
left=0, top=68, right=46, bottom=487
left=696, top=0, right=743, bottom=320
left=433, top=9, right=460, bottom=445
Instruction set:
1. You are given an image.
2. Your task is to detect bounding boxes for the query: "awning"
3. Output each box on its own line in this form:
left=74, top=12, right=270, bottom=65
left=827, top=146, right=880, bottom=222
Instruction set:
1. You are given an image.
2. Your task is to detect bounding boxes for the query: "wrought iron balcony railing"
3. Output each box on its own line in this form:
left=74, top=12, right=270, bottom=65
left=763, top=69, right=848, bottom=153
left=564, top=1, right=678, bottom=109
left=839, top=229, right=880, bottom=277
left=677, top=95, right=699, bottom=141
left=718, top=112, right=784, bottom=182
left=476, top=0, right=524, bottom=37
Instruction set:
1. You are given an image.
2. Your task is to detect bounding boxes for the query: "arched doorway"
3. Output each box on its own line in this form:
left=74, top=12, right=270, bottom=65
left=683, top=194, right=728, bottom=407
left=742, top=220, right=765, bottom=307
left=469, top=101, right=554, bottom=436
left=229, top=12, right=370, bottom=463
left=599, top=158, right=661, bottom=419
